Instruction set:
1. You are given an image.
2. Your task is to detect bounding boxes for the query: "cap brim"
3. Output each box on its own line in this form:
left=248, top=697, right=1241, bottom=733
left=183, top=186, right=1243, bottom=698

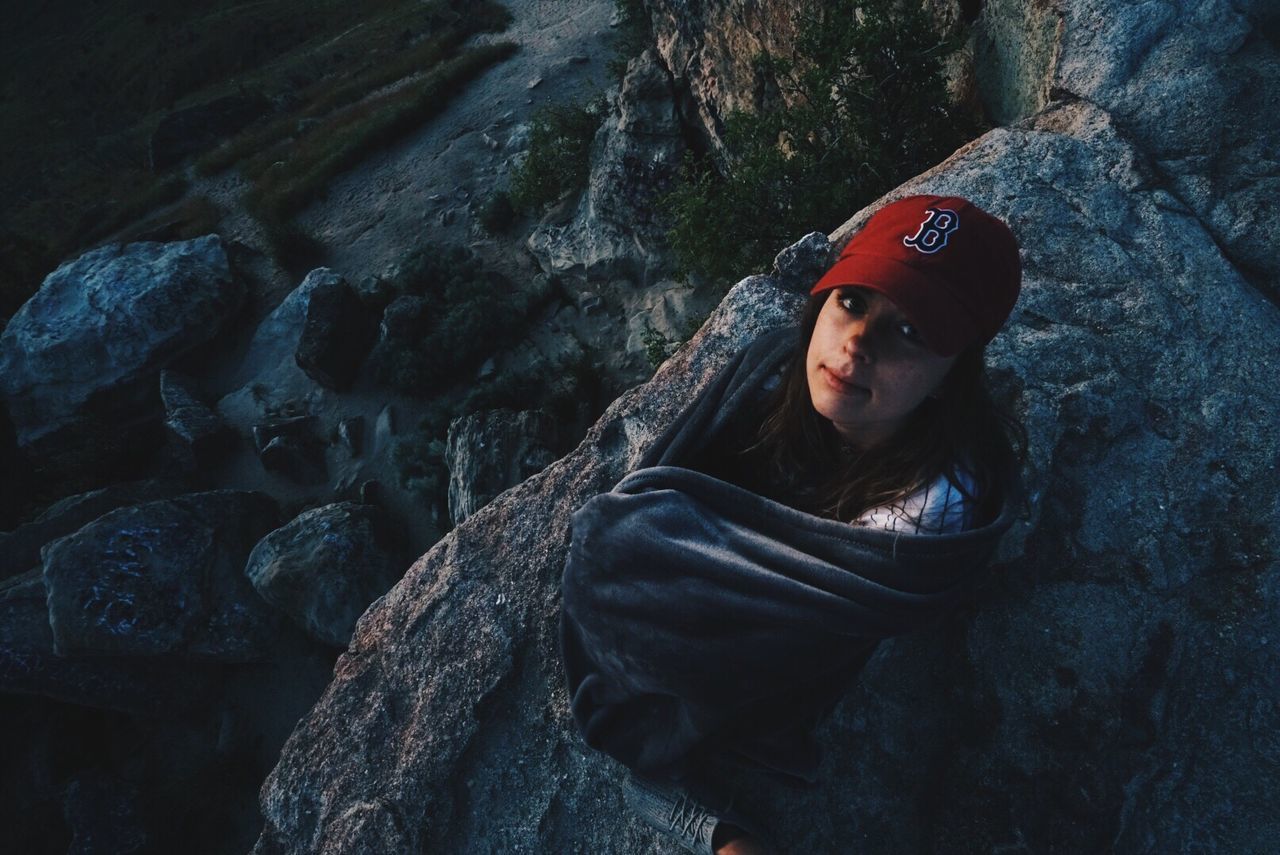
left=810, top=253, right=979, bottom=357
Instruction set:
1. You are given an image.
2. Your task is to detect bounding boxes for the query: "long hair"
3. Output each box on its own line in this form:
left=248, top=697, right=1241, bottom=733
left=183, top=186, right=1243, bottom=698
left=739, top=292, right=1026, bottom=526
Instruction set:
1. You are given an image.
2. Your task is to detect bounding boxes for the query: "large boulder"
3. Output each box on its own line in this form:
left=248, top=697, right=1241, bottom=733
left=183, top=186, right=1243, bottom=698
left=527, top=49, right=686, bottom=283
left=245, top=502, right=409, bottom=648
left=0, top=478, right=189, bottom=583
left=0, top=236, right=241, bottom=451
left=216, top=268, right=344, bottom=431
left=294, top=275, right=380, bottom=392
left=253, top=3, right=1280, bottom=852
left=41, top=491, right=281, bottom=661
left=644, top=0, right=808, bottom=156
left=0, top=570, right=210, bottom=715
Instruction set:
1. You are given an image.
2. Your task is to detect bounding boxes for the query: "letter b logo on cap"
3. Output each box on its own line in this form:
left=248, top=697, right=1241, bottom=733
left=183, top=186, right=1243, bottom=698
left=903, top=207, right=959, bottom=255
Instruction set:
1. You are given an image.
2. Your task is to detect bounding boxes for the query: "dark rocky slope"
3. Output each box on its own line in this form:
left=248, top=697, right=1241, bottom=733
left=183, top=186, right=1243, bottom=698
left=253, top=0, right=1280, bottom=851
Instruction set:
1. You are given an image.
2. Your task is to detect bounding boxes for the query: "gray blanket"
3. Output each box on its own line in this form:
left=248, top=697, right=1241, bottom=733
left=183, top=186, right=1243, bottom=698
left=560, top=326, right=1020, bottom=782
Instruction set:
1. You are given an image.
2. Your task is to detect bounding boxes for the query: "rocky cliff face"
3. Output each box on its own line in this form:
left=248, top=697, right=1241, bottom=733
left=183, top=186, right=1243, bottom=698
left=253, top=1, right=1280, bottom=852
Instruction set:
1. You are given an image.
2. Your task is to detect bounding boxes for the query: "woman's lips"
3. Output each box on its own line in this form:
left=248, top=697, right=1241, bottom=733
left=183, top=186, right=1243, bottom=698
left=821, top=365, right=869, bottom=395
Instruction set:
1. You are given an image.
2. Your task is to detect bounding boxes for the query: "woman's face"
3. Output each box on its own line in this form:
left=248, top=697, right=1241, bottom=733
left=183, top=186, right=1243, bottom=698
left=806, top=287, right=957, bottom=448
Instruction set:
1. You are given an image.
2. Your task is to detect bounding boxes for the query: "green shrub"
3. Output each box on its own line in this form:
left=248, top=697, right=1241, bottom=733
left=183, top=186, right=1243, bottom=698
left=607, top=0, right=654, bottom=81
left=370, top=246, right=557, bottom=396
left=663, top=0, right=982, bottom=282
left=640, top=309, right=710, bottom=370
left=387, top=242, right=474, bottom=297
left=509, top=99, right=606, bottom=212
left=641, top=323, right=674, bottom=370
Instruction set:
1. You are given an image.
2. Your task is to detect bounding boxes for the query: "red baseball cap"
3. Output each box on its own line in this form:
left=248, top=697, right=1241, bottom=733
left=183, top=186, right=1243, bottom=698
left=810, top=195, right=1021, bottom=356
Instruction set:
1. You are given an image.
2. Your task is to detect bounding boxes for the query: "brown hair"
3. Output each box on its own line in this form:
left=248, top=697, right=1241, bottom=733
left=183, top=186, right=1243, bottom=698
left=739, top=292, right=1026, bottom=526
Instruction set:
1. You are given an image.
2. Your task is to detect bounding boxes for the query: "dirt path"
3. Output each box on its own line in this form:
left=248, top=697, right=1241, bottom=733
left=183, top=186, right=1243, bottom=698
left=301, top=0, right=619, bottom=287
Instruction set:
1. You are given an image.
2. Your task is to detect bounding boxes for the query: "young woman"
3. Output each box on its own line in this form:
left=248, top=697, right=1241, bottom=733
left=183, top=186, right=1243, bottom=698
left=561, top=195, right=1026, bottom=855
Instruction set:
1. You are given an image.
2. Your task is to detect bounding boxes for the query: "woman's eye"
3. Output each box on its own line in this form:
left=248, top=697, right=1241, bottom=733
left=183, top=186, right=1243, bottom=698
left=837, top=292, right=865, bottom=313
left=899, top=322, right=923, bottom=343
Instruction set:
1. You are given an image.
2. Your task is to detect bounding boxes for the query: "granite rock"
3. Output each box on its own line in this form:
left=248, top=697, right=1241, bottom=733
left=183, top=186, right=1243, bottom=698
left=42, top=491, right=281, bottom=661
left=245, top=502, right=408, bottom=648
left=0, top=236, right=240, bottom=451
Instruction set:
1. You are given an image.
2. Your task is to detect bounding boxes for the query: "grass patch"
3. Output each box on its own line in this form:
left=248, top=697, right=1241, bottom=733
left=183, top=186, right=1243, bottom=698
left=244, top=42, right=517, bottom=233
left=662, top=0, right=984, bottom=282
left=80, top=176, right=190, bottom=245
left=509, top=99, right=607, bottom=212
left=197, top=1, right=512, bottom=176
left=109, top=195, right=224, bottom=246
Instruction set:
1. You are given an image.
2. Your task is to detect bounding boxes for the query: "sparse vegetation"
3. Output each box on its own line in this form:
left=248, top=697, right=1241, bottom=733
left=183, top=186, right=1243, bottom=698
left=607, top=0, right=655, bottom=81
left=368, top=244, right=557, bottom=396
left=662, top=0, right=982, bottom=282
left=240, top=43, right=519, bottom=213
left=509, top=99, right=607, bottom=212
left=641, top=310, right=711, bottom=369
left=244, top=41, right=517, bottom=264
left=196, top=2, right=513, bottom=176
left=0, top=0, right=515, bottom=313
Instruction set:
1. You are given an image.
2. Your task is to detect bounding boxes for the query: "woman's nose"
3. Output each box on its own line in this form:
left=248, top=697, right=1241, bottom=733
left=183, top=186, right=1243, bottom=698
left=844, top=323, right=874, bottom=362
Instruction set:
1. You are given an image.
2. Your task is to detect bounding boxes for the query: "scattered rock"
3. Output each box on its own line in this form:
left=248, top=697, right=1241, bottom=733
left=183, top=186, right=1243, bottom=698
left=41, top=490, right=281, bottom=661
left=251, top=415, right=319, bottom=453
left=260, top=435, right=326, bottom=484
left=352, top=274, right=393, bottom=309
left=161, top=369, right=230, bottom=462
left=294, top=274, right=379, bottom=391
left=245, top=502, right=409, bottom=647
left=622, top=282, right=712, bottom=365
left=216, top=268, right=341, bottom=431
left=0, top=569, right=209, bottom=714
left=372, top=405, right=397, bottom=459
left=337, top=417, right=364, bottom=456
left=444, top=409, right=561, bottom=525
left=568, top=54, right=591, bottom=65
left=506, top=123, right=531, bottom=151
left=526, top=76, right=543, bottom=89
